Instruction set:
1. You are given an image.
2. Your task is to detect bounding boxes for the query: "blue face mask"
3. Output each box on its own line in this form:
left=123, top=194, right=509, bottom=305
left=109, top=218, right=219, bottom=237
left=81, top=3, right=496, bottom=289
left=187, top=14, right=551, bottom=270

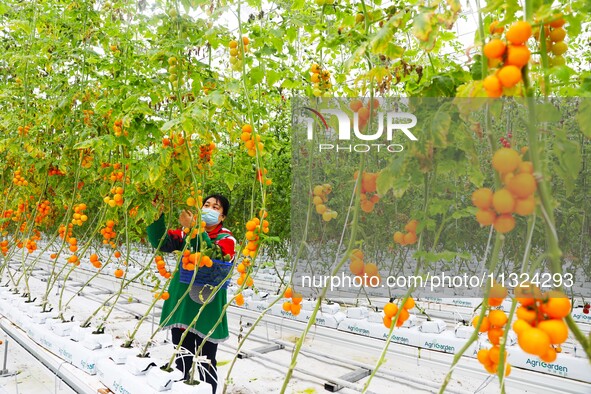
left=202, top=208, right=221, bottom=226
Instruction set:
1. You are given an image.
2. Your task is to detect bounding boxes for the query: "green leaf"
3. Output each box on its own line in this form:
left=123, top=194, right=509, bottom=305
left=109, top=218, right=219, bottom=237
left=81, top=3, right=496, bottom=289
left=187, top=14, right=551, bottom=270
left=161, top=119, right=179, bottom=132
left=384, top=43, right=405, bottom=59
left=73, top=137, right=99, bottom=150
left=249, top=67, right=264, bottom=85
left=534, top=102, right=561, bottom=123
left=224, top=173, right=238, bottom=191
left=482, top=0, right=510, bottom=12
left=430, top=109, right=451, bottom=146
left=370, top=24, right=396, bottom=55
left=285, top=26, right=298, bottom=42
left=281, top=79, right=300, bottom=89
left=181, top=117, right=193, bottom=133
left=378, top=155, right=409, bottom=197
left=550, top=66, right=574, bottom=84
left=428, top=198, right=453, bottom=216
left=412, top=13, right=433, bottom=42
left=172, top=162, right=186, bottom=182
left=207, top=91, right=226, bottom=106
left=343, top=41, right=369, bottom=72
left=266, top=69, right=282, bottom=86
left=451, top=208, right=473, bottom=220
left=291, top=0, right=305, bottom=8
left=421, top=75, right=456, bottom=97
left=148, top=165, right=161, bottom=185
left=376, top=164, right=395, bottom=196
left=576, top=100, right=591, bottom=139
left=122, top=95, right=138, bottom=112
left=446, top=0, right=461, bottom=13
left=468, top=162, right=485, bottom=187
left=554, top=138, right=581, bottom=196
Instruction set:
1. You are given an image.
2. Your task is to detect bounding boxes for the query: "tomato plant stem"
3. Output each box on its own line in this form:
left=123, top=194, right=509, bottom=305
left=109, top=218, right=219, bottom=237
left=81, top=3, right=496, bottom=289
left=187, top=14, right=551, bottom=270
left=439, top=236, right=502, bottom=393
left=523, top=94, right=591, bottom=359
left=279, top=156, right=366, bottom=394
left=363, top=173, right=431, bottom=393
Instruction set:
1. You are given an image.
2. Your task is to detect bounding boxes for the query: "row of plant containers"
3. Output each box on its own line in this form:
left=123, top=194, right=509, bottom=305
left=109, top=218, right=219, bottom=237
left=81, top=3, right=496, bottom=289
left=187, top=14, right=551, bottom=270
left=0, top=286, right=212, bottom=393
left=230, top=287, right=591, bottom=384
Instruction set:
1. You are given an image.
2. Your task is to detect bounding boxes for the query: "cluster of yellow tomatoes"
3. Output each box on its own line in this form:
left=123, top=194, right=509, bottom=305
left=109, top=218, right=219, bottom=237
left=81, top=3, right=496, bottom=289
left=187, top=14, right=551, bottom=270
left=154, top=255, right=171, bottom=279
left=100, top=220, right=117, bottom=248
left=240, top=124, right=264, bottom=157
left=393, top=219, right=419, bottom=246
left=257, top=168, right=272, bottom=186
left=181, top=249, right=213, bottom=272
left=348, top=248, right=381, bottom=287
left=472, top=147, right=536, bottom=233
left=242, top=212, right=269, bottom=259
left=198, top=142, right=216, bottom=168
left=282, top=287, right=304, bottom=316
left=313, top=184, right=338, bottom=222
left=383, top=297, right=415, bottom=329
left=483, top=15, right=568, bottom=97
left=228, top=37, right=249, bottom=72
left=167, top=56, right=183, bottom=90
left=483, top=21, right=532, bottom=97
left=113, top=119, right=127, bottom=137
left=544, top=18, right=568, bottom=67
left=89, top=253, right=103, bottom=269
left=12, top=169, right=28, bottom=187
left=473, top=282, right=513, bottom=375
left=23, top=232, right=41, bottom=254
left=353, top=169, right=380, bottom=213
left=104, top=186, right=125, bottom=208
left=310, top=63, right=332, bottom=97
left=514, top=285, right=570, bottom=363
left=70, top=203, right=88, bottom=226
left=34, top=200, right=52, bottom=225
left=235, top=258, right=253, bottom=293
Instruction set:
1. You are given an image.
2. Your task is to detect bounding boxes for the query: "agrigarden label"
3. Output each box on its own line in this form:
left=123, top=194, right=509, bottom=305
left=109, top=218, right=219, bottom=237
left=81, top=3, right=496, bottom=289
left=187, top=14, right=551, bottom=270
left=291, top=97, right=591, bottom=300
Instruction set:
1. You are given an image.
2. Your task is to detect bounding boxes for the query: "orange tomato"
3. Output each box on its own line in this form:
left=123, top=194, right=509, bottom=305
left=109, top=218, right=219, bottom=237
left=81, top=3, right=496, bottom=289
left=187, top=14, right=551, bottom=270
left=498, top=65, right=522, bottom=88
left=483, top=39, right=507, bottom=59
left=518, top=327, right=551, bottom=356
left=472, top=316, right=490, bottom=333
left=492, top=148, right=521, bottom=174
left=290, top=303, right=302, bottom=316
left=506, top=21, right=532, bottom=45
left=384, top=302, right=399, bottom=318
left=488, top=310, right=508, bottom=328
left=493, top=214, right=516, bottom=234
left=538, top=319, right=568, bottom=344
left=284, top=287, right=293, bottom=298
left=542, top=292, right=571, bottom=319
left=488, top=327, right=503, bottom=345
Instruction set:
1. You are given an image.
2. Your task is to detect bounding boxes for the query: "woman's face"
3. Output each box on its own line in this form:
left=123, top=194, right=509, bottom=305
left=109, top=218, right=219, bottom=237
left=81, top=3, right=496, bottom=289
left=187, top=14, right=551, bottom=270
left=203, top=197, right=225, bottom=222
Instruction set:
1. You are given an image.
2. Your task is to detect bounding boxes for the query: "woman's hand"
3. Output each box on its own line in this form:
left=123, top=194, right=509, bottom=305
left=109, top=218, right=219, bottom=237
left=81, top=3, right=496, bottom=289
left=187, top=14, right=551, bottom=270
left=179, top=210, right=194, bottom=228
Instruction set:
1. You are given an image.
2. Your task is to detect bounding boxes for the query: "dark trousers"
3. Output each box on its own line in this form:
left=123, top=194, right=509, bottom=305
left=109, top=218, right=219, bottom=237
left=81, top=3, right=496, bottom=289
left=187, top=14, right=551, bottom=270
left=171, top=327, right=219, bottom=392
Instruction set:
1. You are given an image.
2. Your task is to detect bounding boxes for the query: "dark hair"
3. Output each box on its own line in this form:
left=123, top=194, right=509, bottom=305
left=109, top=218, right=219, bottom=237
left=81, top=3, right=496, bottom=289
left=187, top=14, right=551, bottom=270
left=203, top=194, right=230, bottom=217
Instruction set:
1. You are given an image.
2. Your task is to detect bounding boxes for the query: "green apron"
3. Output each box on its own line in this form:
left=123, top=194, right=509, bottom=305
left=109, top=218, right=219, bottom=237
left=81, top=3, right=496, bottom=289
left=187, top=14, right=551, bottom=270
left=147, top=215, right=230, bottom=343
left=159, top=256, right=230, bottom=342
